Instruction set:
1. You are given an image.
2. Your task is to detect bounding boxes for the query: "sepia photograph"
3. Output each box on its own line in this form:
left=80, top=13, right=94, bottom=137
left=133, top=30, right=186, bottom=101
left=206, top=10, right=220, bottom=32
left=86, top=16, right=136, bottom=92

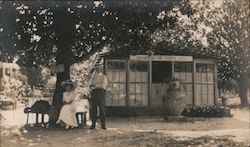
left=0, top=0, right=249, bottom=146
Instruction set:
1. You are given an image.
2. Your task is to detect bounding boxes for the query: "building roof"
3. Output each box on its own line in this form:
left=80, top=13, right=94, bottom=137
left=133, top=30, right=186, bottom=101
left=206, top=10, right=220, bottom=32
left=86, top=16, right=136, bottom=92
left=106, top=43, right=217, bottom=59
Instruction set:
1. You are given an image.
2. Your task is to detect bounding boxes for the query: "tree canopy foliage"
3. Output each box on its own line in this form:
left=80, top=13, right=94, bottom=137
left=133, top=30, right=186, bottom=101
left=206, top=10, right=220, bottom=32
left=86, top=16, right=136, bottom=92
left=0, top=1, right=192, bottom=67
left=151, top=0, right=249, bottom=104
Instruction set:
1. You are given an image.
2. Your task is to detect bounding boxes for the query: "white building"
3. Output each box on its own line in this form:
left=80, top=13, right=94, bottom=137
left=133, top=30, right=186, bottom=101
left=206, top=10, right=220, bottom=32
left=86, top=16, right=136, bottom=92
left=0, top=62, right=20, bottom=91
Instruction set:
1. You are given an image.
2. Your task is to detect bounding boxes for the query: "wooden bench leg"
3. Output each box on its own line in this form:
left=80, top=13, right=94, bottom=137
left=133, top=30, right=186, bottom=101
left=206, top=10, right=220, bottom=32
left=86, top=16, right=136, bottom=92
left=26, top=113, right=29, bottom=125
left=76, top=112, right=87, bottom=126
left=83, top=113, right=87, bottom=126
left=41, top=114, right=44, bottom=124
left=36, top=113, right=39, bottom=124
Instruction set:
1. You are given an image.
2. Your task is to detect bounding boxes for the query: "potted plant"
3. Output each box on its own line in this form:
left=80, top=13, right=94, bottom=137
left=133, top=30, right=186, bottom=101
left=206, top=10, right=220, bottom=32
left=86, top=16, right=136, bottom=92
left=162, top=77, right=186, bottom=117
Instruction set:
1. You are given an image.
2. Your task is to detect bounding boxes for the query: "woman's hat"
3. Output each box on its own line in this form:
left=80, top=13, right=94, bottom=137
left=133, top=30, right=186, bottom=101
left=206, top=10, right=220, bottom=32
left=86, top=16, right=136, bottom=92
left=61, top=80, right=75, bottom=88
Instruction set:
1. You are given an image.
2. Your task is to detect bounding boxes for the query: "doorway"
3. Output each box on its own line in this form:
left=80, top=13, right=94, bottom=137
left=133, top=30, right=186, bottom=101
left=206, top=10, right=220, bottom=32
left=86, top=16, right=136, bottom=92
left=151, top=61, right=172, bottom=106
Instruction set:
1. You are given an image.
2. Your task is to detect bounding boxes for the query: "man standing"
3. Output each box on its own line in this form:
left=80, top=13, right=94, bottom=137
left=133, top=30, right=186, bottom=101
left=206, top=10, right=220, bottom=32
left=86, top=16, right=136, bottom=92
left=89, top=64, right=108, bottom=129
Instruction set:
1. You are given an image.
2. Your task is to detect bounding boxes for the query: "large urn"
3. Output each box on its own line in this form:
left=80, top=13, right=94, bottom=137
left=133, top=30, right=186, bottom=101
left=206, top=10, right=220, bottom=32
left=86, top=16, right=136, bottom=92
left=163, top=79, right=186, bottom=116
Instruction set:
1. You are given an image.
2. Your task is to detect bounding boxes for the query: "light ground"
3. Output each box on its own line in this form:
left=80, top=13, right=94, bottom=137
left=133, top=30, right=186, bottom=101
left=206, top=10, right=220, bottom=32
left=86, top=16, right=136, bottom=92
left=0, top=98, right=249, bottom=147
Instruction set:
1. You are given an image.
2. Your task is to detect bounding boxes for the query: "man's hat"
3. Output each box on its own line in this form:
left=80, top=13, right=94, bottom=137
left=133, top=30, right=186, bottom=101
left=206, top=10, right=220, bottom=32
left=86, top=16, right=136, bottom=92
left=61, top=80, right=75, bottom=88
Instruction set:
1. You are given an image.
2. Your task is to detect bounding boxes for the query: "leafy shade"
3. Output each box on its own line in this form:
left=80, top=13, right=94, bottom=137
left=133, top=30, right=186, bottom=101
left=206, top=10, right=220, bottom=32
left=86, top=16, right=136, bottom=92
left=1, top=1, right=193, bottom=68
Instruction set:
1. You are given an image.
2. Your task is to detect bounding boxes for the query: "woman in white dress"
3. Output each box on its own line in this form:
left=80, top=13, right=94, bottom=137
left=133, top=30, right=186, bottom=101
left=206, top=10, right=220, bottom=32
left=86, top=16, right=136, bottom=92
left=57, top=80, right=89, bottom=129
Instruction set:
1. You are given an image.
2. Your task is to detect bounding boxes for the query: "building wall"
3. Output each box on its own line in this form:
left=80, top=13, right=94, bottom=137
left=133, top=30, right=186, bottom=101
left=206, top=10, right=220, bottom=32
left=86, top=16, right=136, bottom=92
left=0, top=62, right=20, bottom=91
left=104, top=56, right=217, bottom=115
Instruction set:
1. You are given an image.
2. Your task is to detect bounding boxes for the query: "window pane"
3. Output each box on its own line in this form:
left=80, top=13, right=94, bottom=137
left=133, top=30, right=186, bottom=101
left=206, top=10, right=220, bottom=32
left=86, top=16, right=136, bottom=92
left=202, top=84, right=207, bottom=95
left=119, top=62, right=126, bottom=70
left=186, top=63, right=193, bottom=72
left=196, top=73, right=202, bottom=83
left=118, top=84, right=126, bottom=97
left=120, top=72, right=126, bottom=82
left=196, top=64, right=206, bottom=73
left=136, top=84, right=142, bottom=93
left=207, top=64, right=214, bottom=73
left=201, top=73, right=207, bottom=83
left=129, top=84, right=135, bottom=94
left=208, top=84, right=214, bottom=94
left=138, top=62, right=148, bottom=71
left=207, top=73, right=214, bottom=82
left=130, top=72, right=136, bottom=82
left=107, top=60, right=126, bottom=71
left=142, top=94, right=148, bottom=106
left=112, top=72, right=120, bottom=82
left=107, top=72, right=113, bottom=81
left=141, top=72, right=148, bottom=82
left=180, top=72, right=186, bottom=81
left=186, top=94, right=193, bottom=104
left=186, top=73, right=192, bottom=82
left=135, top=94, right=142, bottom=106
left=202, top=94, right=208, bottom=105
left=175, top=62, right=192, bottom=72
left=195, top=84, right=202, bottom=105
left=202, top=84, right=208, bottom=105
left=106, top=90, right=113, bottom=105
left=136, top=72, right=142, bottom=82
left=174, top=63, right=181, bottom=72
left=129, top=94, right=136, bottom=106
left=208, top=93, right=214, bottom=105
left=116, top=84, right=126, bottom=106
left=130, top=61, right=148, bottom=72
left=174, top=72, right=180, bottom=79
left=142, top=84, right=148, bottom=94
left=107, top=61, right=119, bottom=71
left=106, top=83, right=126, bottom=106
left=186, top=84, right=193, bottom=94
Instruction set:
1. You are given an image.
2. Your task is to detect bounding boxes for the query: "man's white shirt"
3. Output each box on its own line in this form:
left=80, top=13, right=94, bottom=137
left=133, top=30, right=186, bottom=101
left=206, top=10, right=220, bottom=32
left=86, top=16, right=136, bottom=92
left=89, top=70, right=108, bottom=90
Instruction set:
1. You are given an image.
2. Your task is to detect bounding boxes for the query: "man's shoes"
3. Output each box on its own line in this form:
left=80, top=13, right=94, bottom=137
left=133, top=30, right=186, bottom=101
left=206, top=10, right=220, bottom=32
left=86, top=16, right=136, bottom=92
left=101, top=126, right=106, bottom=130
left=89, top=126, right=95, bottom=130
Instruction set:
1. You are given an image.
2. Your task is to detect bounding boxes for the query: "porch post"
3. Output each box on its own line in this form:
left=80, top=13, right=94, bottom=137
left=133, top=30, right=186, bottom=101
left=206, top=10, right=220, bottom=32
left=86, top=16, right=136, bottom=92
left=148, top=60, right=152, bottom=107
left=126, top=59, right=129, bottom=106
left=193, top=61, right=196, bottom=105
left=214, top=61, right=218, bottom=105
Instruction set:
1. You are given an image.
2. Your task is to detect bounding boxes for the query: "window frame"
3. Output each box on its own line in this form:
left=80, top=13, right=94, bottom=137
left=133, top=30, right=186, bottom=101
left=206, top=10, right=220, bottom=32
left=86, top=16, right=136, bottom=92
left=128, top=60, right=149, bottom=107
left=105, top=59, right=127, bottom=106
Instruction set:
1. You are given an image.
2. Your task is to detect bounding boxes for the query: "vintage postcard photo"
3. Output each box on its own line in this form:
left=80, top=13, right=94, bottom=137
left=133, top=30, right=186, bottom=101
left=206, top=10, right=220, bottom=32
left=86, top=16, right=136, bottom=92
left=0, top=0, right=249, bottom=146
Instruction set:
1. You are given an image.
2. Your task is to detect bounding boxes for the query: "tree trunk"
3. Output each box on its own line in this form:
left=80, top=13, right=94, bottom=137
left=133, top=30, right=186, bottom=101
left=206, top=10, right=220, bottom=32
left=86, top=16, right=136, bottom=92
left=49, top=63, right=70, bottom=124
left=238, top=72, right=249, bottom=106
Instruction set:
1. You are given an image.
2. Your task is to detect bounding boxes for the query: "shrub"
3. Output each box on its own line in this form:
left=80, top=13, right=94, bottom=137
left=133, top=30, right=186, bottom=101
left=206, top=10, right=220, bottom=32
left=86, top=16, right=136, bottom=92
left=181, top=105, right=232, bottom=117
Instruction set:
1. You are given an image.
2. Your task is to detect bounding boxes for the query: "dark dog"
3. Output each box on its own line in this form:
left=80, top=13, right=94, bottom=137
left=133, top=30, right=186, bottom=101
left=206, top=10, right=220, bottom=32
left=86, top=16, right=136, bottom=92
left=24, top=100, right=50, bottom=124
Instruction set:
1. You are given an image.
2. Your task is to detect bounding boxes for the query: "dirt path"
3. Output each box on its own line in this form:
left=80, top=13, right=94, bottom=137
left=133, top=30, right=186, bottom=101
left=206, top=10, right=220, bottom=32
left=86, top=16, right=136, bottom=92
left=1, top=108, right=249, bottom=147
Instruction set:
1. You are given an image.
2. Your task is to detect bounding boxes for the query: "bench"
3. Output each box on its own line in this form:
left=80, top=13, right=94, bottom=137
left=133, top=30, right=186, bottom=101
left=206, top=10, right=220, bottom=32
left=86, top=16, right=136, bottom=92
left=24, top=107, right=49, bottom=125
left=75, top=111, right=87, bottom=126
left=24, top=107, right=87, bottom=126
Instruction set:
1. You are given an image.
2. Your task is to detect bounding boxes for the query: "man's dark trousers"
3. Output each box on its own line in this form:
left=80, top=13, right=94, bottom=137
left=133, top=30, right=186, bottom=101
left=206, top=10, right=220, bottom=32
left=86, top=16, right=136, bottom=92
left=90, top=88, right=106, bottom=128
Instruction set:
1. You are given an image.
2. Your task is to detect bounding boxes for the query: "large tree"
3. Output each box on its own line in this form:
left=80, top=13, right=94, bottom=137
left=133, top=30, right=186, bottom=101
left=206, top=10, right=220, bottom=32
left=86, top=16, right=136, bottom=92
left=0, top=1, right=193, bottom=121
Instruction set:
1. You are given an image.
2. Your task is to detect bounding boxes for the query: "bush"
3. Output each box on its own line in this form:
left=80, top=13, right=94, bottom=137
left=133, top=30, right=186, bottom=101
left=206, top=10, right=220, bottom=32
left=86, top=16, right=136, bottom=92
left=181, top=105, right=232, bottom=117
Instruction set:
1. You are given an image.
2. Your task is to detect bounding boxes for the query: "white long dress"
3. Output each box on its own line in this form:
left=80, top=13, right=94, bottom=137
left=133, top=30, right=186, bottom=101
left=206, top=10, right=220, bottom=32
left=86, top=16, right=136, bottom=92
left=58, top=91, right=89, bottom=127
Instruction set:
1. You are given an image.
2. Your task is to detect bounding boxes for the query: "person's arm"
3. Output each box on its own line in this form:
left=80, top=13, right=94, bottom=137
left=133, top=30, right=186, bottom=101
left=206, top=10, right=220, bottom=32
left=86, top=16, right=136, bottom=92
left=103, top=75, right=108, bottom=89
left=89, top=71, right=96, bottom=90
